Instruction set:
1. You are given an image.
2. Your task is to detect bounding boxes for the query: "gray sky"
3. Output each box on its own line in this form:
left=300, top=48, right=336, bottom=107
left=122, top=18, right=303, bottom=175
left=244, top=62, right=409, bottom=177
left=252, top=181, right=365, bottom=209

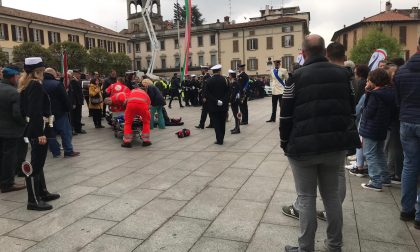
left=3, top=0, right=419, bottom=41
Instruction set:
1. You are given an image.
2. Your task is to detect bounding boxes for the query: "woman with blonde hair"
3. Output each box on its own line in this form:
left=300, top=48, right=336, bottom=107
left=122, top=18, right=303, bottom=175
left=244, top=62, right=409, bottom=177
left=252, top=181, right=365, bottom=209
left=89, top=78, right=104, bottom=128
left=19, top=57, right=60, bottom=211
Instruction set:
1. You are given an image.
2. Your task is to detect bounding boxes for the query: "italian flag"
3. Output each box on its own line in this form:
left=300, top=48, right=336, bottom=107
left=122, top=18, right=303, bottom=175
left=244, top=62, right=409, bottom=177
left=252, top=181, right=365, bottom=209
left=61, top=50, right=69, bottom=90
left=181, top=0, right=192, bottom=80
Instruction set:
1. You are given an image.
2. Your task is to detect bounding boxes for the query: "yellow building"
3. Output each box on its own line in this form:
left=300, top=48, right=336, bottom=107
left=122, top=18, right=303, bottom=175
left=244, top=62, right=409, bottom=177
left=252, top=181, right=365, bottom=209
left=0, top=4, right=131, bottom=65
left=125, top=0, right=309, bottom=77
left=332, top=1, right=420, bottom=60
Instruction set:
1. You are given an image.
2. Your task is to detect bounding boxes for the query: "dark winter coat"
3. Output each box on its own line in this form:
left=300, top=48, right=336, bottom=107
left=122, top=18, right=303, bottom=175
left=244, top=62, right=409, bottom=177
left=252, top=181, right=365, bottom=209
left=43, top=73, right=72, bottom=118
left=0, top=79, right=26, bottom=138
left=359, top=86, right=397, bottom=141
left=205, top=74, right=230, bottom=113
left=279, top=55, right=360, bottom=157
left=395, top=52, right=420, bottom=124
left=147, top=85, right=166, bottom=107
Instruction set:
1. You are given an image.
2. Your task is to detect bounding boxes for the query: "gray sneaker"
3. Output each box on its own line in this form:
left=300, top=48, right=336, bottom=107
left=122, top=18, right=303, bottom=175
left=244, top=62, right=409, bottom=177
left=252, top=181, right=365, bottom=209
left=284, top=245, right=299, bottom=252
left=282, top=205, right=299, bottom=220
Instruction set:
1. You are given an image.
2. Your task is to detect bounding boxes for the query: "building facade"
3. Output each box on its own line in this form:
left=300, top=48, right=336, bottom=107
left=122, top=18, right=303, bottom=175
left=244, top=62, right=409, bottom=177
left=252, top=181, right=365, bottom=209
left=125, top=0, right=310, bottom=77
left=332, top=1, right=420, bottom=60
left=0, top=4, right=131, bottom=65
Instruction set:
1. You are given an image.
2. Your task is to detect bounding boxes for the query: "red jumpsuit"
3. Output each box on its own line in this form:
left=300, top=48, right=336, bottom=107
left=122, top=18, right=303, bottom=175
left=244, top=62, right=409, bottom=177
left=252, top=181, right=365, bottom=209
left=106, top=82, right=130, bottom=113
left=123, top=88, right=151, bottom=144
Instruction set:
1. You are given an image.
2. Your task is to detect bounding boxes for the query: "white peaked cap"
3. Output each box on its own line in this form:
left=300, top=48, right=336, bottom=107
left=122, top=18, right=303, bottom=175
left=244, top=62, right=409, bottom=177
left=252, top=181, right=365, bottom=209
left=24, top=57, right=43, bottom=66
left=191, top=74, right=197, bottom=77
left=200, top=65, right=209, bottom=69
left=228, top=69, right=236, bottom=74
left=211, top=64, right=222, bottom=70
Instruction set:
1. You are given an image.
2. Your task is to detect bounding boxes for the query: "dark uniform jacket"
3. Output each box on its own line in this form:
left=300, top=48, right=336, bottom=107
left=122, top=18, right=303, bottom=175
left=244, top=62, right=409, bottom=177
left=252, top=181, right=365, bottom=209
left=43, top=73, right=72, bottom=118
left=69, top=78, right=84, bottom=106
left=20, top=80, right=52, bottom=139
left=0, top=79, right=26, bottom=138
left=147, top=85, right=166, bottom=107
left=205, top=74, right=230, bottom=113
left=238, top=71, right=250, bottom=95
left=229, top=80, right=241, bottom=104
left=280, top=56, right=360, bottom=157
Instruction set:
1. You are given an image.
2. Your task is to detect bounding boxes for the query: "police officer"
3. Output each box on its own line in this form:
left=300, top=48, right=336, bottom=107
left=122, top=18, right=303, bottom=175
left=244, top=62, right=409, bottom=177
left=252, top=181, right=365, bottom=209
left=228, top=69, right=241, bottom=134
left=237, top=64, right=249, bottom=125
left=205, top=64, right=230, bottom=145
left=169, top=73, right=183, bottom=108
left=190, top=75, right=199, bottom=106
left=182, top=74, right=191, bottom=106
left=267, top=60, right=289, bottom=122
left=195, top=66, right=213, bottom=129
left=19, top=57, right=60, bottom=211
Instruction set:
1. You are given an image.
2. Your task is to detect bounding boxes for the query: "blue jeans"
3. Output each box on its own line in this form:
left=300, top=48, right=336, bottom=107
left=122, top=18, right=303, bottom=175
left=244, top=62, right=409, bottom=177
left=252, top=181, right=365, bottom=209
left=48, top=114, right=74, bottom=156
left=400, top=122, right=420, bottom=219
left=363, top=138, right=389, bottom=188
left=150, top=106, right=165, bottom=129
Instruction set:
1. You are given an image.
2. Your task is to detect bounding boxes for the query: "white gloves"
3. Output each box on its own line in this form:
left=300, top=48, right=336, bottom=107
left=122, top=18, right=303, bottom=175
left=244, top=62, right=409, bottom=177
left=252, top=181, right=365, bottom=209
left=217, top=100, right=223, bottom=106
left=236, top=93, right=240, bottom=100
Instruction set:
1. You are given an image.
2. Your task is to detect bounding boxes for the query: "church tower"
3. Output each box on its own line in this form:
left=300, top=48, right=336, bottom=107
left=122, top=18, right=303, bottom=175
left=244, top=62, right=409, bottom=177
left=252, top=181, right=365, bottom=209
left=127, top=0, right=164, bottom=33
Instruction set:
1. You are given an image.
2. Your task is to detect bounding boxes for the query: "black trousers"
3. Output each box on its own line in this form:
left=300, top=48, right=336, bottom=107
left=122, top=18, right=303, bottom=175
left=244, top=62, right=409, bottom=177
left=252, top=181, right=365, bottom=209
left=184, top=90, right=191, bottom=106
left=71, top=104, right=82, bottom=132
left=199, top=105, right=213, bottom=127
left=239, top=97, right=248, bottom=123
left=0, top=138, right=18, bottom=189
left=16, top=138, right=28, bottom=176
left=102, top=103, right=107, bottom=117
left=91, top=109, right=102, bottom=126
left=26, top=139, right=48, bottom=203
left=169, top=90, right=183, bottom=107
left=210, top=111, right=227, bottom=144
left=231, top=102, right=240, bottom=131
left=270, top=94, right=282, bottom=121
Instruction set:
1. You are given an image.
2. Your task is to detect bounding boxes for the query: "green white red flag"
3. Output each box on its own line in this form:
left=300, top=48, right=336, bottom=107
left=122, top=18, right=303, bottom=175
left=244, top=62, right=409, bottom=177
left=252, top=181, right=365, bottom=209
left=181, top=0, right=192, bottom=80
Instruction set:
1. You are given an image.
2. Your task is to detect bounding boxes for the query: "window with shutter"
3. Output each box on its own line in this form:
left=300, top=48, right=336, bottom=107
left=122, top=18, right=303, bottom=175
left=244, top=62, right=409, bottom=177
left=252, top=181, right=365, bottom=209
left=247, top=39, right=258, bottom=51
left=11, top=25, right=16, bottom=41
left=160, top=40, right=165, bottom=50
left=231, top=59, right=241, bottom=70
left=40, top=30, right=44, bottom=44
left=68, top=34, right=72, bottom=41
left=146, top=42, right=151, bottom=52
left=32, top=29, right=43, bottom=43
left=29, top=28, right=34, bottom=42
left=399, top=26, right=407, bottom=45
left=233, top=40, right=239, bottom=53
left=267, top=37, right=273, bottom=50
left=198, top=36, right=203, bottom=47
left=22, top=27, right=28, bottom=42
left=210, top=35, right=216, bottom=45
left=282, top=35, right=294, bottom=48
left=247, top=59, right=258, bottom=71
left=2, top=24, right=9, bottom=40
left=113, top=42, right=116, bottom=53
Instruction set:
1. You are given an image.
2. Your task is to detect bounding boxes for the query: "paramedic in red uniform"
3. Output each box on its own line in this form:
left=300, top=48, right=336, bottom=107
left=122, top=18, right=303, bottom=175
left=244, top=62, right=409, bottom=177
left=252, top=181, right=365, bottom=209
left=122, top=88, right=152, bottom=148
left=105, top=77, right=130, bottom=117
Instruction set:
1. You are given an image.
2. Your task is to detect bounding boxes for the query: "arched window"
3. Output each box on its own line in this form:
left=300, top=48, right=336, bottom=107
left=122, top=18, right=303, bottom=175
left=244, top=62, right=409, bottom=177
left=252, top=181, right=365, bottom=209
left=130, top=3, right=137, bottom=14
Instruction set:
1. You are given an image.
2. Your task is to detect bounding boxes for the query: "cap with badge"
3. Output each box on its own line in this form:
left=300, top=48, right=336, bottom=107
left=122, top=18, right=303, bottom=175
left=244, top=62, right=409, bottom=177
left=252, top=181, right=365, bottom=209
left=238, top=64, right=246, bottom=68
left=210, top=64, right=222, bottom=71
left=200, top=65, right=209, bottom=70
left=228, top=69, right=236, bottom=74
left=24, top=57, right=44, bottom=73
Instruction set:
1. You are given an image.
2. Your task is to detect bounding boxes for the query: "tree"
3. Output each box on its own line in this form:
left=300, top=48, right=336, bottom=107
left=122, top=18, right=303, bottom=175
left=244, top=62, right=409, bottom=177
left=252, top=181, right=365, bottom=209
left=0, top=48, right=9, bottom=66
left=350, top=29, right=403, bottom=64
left=110, top=53, right=132, bottom=76
left=12, top=42, right=52, bottom=66
left=174, top=4, right=205, bottom=27
left=49, top=41, right=88, bottom=70
left=87, top=48, right=112, bottom=75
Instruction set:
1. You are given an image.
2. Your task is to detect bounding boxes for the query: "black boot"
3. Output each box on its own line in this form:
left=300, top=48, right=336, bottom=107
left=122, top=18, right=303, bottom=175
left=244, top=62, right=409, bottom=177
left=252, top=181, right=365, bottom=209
left=38, top=171, right=60, bottom=202
left=121, top=142, right=132, bottom=148
left=26, top=176, right=52, bottom=211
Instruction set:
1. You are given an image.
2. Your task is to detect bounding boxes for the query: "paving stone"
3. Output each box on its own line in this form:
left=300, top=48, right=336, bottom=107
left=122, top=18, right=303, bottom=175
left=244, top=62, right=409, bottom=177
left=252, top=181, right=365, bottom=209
left=172, top=158, right=209, bottom=171
left=159, top=175, right=213, bottom=201
left=3, top=185, right=97, bottom=222
left=136, top=158, right=183, bottom=175
left=276, top=169, right=296, bottom=192
left=25, top=218, right=116, bottom=252
left=191, top=160, right=232, bottom=177
left=9, top=195, right=114, bottom=241
left=354, top=201, right=415, bottom=245
left=350, top=176, right=396, bottom=204
left=190, top=237, right=247, bottom=252
left=178, top=187, right=237, bottom=220
left=210, top=168, right=254, bottom=189
left=211, top=152, right=243, bottom=161
left=80, top=234, right=142, bottom=252
left=0, top=236, right=36, bottom=252
left=360, top=239, right=418, bottom=252
left=247, top=223, right=299, bottom=252
left=262, top=190, right=300, bottom=226
left=231, top=153, right=267, bottom=170
left=89, top=189, right=162, bottom=221
left=78, top=167, right=137, bottom=187
left=204, top=199, right=267, bottom=242
left=134, top=216, right=210, bottom=252
left=107, top=198, right=186, bottom=239
left=0, top=200, right=23, bottom=215
left=253, top=160, right=288, bottom=178
left=94, top=173, right=154, bottom=197
left=46, top=174, right=90, bottom=192
left=0, top=218, right=26, bottom=235
left=139, top=169, right=191, bottom=190
left=234, top=176, right=280, bottom=203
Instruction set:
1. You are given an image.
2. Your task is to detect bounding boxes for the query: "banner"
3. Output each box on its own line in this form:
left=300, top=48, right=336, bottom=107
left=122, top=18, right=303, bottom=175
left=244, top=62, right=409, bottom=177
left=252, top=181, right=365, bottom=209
left=61, top=50, right=68, bottom=90
left=181, top=0, right=192, bottom=80
left=368, top=48, right=387, bottom=71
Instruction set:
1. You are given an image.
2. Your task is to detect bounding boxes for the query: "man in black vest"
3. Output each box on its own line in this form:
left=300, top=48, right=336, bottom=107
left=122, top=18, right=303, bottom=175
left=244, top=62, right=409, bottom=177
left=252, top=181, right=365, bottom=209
left=280, top=35, right=360, bottom=252
left=237, top=64, right=249, bottom=125
left=205, top=64, right=229, bottom=145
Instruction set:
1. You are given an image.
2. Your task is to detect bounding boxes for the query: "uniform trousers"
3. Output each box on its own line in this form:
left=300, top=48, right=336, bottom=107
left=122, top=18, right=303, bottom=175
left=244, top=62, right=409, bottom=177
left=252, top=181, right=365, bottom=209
left=123, top=102, right=151, bottom=143
left=0, top=138, right=18, bottom=189
left=270, top=94, right=282, bottom=121
left=71, top=104, right=82, bottom=132
left=239, top=97, right=248, bottom=123
left=210, top=111, right=227, bottom=144
left=231, top=102, right=240, bottom=131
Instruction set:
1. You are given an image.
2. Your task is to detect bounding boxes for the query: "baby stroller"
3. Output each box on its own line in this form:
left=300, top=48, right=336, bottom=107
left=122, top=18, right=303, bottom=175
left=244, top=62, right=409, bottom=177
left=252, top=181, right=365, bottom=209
left=113, top=115, right=143, bottom=141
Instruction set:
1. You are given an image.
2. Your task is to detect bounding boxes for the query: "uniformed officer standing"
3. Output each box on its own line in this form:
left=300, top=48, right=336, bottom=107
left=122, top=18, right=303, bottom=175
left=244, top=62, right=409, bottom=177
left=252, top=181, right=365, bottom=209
left=190, top=75, right=199, bottom=106
left=205, top=65, right=230, bottom=145
left=237, top=64, right=250, bottom=125
left=228, top=69, right=242, bottom=134
left=182, top=74, right=191, bottom=106
left=169, top=73, right=183, bottom=108
left=267, top=60, right=289, bottom=122
left=19, top=57, right=60, bottom=211
left=195, top=66, right=213, bottom=129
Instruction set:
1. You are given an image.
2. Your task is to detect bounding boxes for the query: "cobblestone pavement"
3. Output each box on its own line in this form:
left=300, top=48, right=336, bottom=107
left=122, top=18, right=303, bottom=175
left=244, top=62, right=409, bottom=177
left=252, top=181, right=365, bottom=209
left=0, top=98, right=418, bottom=252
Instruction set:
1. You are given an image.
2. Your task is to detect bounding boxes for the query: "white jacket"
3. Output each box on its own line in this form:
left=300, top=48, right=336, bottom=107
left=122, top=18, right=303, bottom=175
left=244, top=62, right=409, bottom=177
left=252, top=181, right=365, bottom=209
left=270, top=68, right=289, bottom=95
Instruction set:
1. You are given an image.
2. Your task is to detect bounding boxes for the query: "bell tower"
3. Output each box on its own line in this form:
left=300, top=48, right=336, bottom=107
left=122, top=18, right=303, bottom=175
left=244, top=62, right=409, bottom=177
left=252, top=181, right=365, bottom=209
left=127, top=0, right=164, bottom=33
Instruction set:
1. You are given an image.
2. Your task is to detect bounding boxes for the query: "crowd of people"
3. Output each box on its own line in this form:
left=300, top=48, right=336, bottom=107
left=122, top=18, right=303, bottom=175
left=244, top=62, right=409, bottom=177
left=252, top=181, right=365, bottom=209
left=0, top=31, right=419, bottom=252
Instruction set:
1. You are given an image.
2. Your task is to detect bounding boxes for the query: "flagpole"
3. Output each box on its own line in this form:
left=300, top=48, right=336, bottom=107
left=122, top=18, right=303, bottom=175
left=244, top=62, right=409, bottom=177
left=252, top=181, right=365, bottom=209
left=177, top=0, right=182, bottom=79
